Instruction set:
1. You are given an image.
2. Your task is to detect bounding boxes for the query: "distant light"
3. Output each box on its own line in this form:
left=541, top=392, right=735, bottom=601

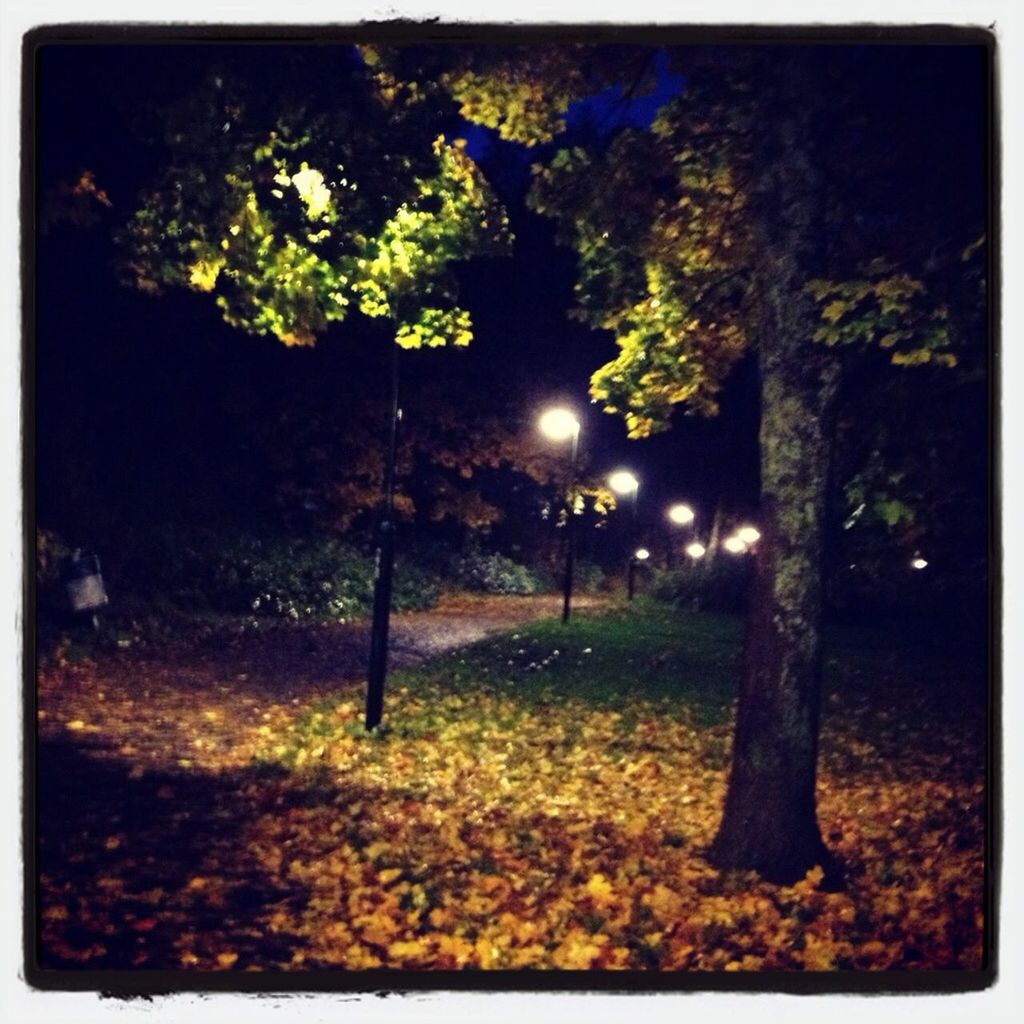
left=608, top=470, right=639, bottom=495
left=737, top=525, right=761, bottom=545
left=538, top=407, right=579, bottom=442
left=911, top=557, right=928, bottom=570
left=723, top=536, right=747, bottom=554
left=634, top=548, right=650, bottom=561
left=685, top=541, right=706, bottom=559
left=667, top=503, right=695, bottom=526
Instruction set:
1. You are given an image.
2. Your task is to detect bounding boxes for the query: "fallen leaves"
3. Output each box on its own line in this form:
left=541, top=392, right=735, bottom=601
left=35, top=612, right=986, bottom=973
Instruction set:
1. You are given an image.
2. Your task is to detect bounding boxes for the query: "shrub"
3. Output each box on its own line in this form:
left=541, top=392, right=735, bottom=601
left=96, top=526, right=441, bottom=623
left=572, top=559, right=608, bottom=595
left=452, top=548, right=547, bottom=596
left=651, top=557, right=753, bottom=614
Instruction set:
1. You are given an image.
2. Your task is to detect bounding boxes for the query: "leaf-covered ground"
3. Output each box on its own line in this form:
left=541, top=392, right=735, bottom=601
left=36, top=600, right=987, bottom=973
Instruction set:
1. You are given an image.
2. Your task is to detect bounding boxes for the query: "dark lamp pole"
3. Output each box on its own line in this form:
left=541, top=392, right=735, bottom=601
left=538, top=407, right=581, bottom=625
left=608, top=471, right=640, bottom=601
left=365, top=344, right=401, bottom=731
left=562, top=426, right=580, bottom=624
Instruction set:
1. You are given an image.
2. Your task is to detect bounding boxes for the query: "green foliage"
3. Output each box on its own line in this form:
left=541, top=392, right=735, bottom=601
left=650, top=558, right=754, bottom=614
left=805, top=264, right=957, bottom=368
left=528, top=118, right=750, bottom=436
left=451, top=547, right=549, bottom=596
left=114, top=527, right=438, bottom=622
left=572, top=559, right=608, bottom=595
left=120, top=68, right=509, bottom=350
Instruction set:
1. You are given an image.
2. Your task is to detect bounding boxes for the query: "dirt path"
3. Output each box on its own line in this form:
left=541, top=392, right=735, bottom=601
left=37, top=593, right=606, bottom=774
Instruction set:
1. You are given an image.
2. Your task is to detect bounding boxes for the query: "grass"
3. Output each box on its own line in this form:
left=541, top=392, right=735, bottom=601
left=38, top=598, right=987, bottom=971
left=393, top=598, right=744, bottom=727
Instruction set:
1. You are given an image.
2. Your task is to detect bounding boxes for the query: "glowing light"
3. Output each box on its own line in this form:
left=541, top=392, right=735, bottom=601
left=912, top=557, right=928, bottom=570
left=737, top=525, right=761, bottom=545
left=608, top=470, right=639, bottom=495
left=723, top=536, right=747, bottom=554
left=667, top=503, right=695, bottom=526
left=538, top=407, right=580, bottom=442
left=685, top=541, right=706, bottom=559
left=634, top=548, right=650, bottom=561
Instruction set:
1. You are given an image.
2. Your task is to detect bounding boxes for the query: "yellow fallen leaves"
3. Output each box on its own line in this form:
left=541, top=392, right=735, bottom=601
left=36, top=631, right=986, bottom=973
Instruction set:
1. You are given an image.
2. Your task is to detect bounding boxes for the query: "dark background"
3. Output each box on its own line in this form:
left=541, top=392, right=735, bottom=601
left=32, top=39, right=990, bottom=625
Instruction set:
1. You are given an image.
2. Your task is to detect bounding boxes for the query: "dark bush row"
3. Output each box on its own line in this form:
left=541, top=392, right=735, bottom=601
left=649, top=558, right=754, bottom=614
left=37, top=527, right=593, bottom=629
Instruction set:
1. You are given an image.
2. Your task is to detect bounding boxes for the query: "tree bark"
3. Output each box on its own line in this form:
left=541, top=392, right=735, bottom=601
left=708, top=53, right=842, bottom=885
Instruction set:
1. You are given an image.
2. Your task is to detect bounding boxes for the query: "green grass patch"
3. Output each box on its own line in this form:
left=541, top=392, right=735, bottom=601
left=392, top=598, right=743, bottom=726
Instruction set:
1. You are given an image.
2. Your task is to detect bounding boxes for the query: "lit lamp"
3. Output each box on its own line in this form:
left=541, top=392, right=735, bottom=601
left=737, top=525, right=761, bottom=546
left=685, top=541, right=706, bottom=560
left=608, top=470, right=641, bottom=600
left=667, top=503, right=695, bottom=526
left=629, top=547, right=650, bottom=601
left=539, top=407, right=581, bottom=624
left=911, top=556, right=928, bottom=570
left=666, top=502, right=696, bottom=569
left=723, top=535, right=747, bottom=555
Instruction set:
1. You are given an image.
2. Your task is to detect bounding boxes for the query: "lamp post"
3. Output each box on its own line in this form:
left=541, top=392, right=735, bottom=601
left=666, top=503, right=695, bottom=568
left=608, top=470, right=640, bottom=600
left=629, top=546, right=650, bottom=601
left=365, top=344, right=401, bottom=731
left=539, top=407, right=581, bottom=624
left=685, top=540, right=707, bottom=560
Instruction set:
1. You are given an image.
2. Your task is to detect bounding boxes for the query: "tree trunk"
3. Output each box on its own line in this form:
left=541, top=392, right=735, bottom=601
left=708, top=53, right=842, bottom=885
left=708, top=345, right=839, bottom=883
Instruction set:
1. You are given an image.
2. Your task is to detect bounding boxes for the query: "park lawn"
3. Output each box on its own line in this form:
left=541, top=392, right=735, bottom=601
left=37, top=602, right=986, bottom=973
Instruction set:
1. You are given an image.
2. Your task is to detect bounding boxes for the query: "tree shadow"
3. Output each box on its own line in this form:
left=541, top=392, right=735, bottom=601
left=35, top=738, right=316, bottom=970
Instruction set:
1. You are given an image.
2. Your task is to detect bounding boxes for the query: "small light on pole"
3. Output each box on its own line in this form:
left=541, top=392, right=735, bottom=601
left=911, top=556, right=928, bottom=570
left=539, top=407, right=581, bottom=624
left=539, top=407, right=580, bottom=443
left=628, top=546, right=650, bottom=600
left=609, top=471, right=641, bottom=600
left=685, top=541, right=706, bottom=560
left=723, top=535, right=747, bottom=555
left=608, top=470, right=640, bottom=499
left=737, top=525, right=761, bottom=546
left=667, top=503, right=695, bottom=526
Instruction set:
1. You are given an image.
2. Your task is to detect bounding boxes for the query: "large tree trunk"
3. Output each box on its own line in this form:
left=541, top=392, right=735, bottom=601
left=708, top=53, right=842, bottom=885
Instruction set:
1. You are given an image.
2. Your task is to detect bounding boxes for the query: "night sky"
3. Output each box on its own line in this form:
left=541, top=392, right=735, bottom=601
left=33, top=39, right=987, bottom=553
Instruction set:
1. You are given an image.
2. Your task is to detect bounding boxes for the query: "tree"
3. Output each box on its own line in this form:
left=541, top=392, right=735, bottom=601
left=120, top=54, right=509, bottom=352
left=433, top=43, right=978, bottom=882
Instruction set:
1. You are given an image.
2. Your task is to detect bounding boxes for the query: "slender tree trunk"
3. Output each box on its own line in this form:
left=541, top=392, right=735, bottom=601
left=708, top=53, right=842, bottom=885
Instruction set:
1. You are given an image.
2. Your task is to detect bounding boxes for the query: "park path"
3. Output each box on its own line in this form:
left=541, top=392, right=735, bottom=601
left=37, top=593, right=605, bottom=774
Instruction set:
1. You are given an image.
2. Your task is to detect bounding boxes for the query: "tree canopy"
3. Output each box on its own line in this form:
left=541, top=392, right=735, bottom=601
left=120, top=57, right=509, bottom=350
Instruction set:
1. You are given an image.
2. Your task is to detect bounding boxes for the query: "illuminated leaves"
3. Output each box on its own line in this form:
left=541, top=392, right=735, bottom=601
left=528, top=103, right=752, bottom=435
left=37, top=607, right=984, bottom=972
left=120, top=71, right=509, bottom=351
left=805, top=270, right=957, bottom=368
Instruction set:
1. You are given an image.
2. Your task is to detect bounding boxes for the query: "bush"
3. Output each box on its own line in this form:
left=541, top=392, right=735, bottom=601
left=572, top=559, right=608, bottom=595
left=651, top=557, right=753, bottom=614
left=96, top=527, right=441, bottom=623
left=451, top=548, right=547, bottom=596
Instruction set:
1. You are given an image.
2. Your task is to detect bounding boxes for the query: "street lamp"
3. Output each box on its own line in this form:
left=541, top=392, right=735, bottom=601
left=911, top=556, right=928, bottom=570
left=365, top=344, right=402, bottom=731
left=608, top=470, right=640, bottom=501
left=737, top=525, right=761, bottom=546
left=666, top=502, right=696, bottom=568
left=629, top=547, right=650, bottom=601
left=539, top=406, right=581, bottom=624
left=608, top=470, right=641, bottom=600
left=686, top=541, right=707, bottom=560
left=723, top=535, right=747, bottom=555
left=667, top=503, right=695, bottom=526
